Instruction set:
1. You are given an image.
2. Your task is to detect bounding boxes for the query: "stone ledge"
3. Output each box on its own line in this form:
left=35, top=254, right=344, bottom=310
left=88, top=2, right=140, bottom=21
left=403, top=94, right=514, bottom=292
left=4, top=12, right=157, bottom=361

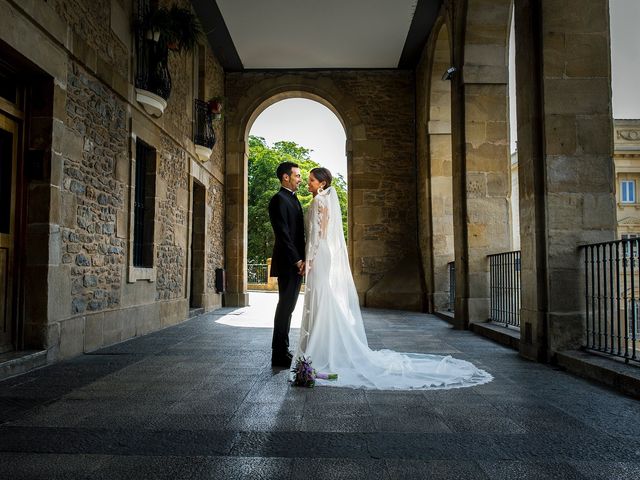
left=0, top=350, right=48, bottom=381
left=433, top=310, right=455, bottom=324
left=556, top=350, right=640, bottom=400
left=470, top=321, right=520, bottom=350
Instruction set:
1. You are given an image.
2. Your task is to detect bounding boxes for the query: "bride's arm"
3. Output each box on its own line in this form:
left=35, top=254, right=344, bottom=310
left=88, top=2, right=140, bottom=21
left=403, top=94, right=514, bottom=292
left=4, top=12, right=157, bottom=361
left=306, top=195, right=329, bottom=272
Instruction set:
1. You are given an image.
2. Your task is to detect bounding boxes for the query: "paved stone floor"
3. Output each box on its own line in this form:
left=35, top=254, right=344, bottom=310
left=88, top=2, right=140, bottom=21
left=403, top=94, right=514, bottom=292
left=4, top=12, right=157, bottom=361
left=1, top=292, right=640, bottom=479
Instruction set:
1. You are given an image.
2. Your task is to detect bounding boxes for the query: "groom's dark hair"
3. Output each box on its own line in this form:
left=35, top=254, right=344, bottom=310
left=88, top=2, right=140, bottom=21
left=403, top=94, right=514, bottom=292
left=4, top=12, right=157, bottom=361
left=276, top=162, right=299, bottom=181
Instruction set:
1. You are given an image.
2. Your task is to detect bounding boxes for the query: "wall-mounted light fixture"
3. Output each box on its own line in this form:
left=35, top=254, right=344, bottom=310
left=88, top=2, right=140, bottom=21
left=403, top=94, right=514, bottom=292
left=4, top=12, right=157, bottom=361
left=442, top=67, right=457, bottom=81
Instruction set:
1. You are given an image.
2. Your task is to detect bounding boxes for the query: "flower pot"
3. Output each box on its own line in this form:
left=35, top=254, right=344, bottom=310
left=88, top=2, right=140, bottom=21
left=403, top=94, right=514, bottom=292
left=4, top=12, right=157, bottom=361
left=195, top=145, right=212, bottom=162
left=135, top=88, right=167, bottom=117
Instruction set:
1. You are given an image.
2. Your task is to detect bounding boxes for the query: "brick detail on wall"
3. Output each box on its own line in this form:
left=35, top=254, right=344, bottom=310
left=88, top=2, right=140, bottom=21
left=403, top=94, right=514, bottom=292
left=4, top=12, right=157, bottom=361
left=63, top=61, right=128, bottom=314
left=156, top=136, right=189, bottom=300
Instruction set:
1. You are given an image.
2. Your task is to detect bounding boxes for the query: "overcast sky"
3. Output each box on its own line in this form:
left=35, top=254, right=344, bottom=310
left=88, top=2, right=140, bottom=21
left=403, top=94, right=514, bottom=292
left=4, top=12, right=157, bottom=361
left=249, top=99, right=348, bottom=178
left=250, top=1, right=639, bottom=175
left=610, top=0, right=640, bottom=119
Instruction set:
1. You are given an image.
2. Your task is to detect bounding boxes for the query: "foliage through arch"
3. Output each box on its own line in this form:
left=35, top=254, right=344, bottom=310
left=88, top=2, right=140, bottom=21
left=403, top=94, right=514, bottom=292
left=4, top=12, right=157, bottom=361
left=248, top=135, right=348, bottom=263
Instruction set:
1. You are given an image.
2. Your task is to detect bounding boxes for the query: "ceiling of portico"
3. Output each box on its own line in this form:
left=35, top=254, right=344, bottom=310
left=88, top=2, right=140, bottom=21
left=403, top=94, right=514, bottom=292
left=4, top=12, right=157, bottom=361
left=192, top=0, right=442, bottom=71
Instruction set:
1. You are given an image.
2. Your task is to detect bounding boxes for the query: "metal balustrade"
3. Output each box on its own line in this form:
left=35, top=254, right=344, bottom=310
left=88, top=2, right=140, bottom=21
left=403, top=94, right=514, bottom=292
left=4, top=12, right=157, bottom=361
left=582, top=240, right=639, bottom=363
left=488, top=251, right=521, bottom=328
left=194, top=99, right=216, bottom=149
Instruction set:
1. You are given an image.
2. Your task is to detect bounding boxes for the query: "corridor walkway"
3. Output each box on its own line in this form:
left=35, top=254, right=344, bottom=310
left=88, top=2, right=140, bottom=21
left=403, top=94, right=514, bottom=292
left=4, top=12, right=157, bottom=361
left=1, top=293, right=639, bottom=479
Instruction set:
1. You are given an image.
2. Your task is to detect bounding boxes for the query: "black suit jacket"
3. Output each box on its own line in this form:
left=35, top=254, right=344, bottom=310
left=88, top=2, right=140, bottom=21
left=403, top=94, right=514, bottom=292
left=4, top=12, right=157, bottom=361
left=268, top=187, right=305, bottom=277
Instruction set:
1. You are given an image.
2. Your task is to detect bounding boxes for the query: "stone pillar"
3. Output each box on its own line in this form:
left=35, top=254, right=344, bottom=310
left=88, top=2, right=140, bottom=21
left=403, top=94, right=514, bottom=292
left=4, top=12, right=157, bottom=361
left=457, top=0, right=513, bottom=327
left=224, top=135, right=249, bottom=307
left=515, top=0, right=615, bottom=360
left=427, top=24, right=455, bottom=313
left=350, top=138, right=383, bottom=304
left=267, top=258, right=277, bottom=289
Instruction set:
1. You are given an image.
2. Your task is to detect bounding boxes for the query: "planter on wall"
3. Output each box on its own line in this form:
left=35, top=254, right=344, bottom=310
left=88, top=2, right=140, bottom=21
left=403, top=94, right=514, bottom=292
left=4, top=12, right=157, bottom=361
left=195, top=145, right=212, bottom=162
left=135, top=87, right=167, bottom=117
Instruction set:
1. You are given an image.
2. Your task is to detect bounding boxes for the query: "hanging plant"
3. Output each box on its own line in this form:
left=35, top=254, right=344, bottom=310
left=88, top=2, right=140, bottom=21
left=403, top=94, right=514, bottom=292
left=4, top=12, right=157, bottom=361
left=133, top=3, right=203, bottom=114
left=137, top=4, right=202, bottom=54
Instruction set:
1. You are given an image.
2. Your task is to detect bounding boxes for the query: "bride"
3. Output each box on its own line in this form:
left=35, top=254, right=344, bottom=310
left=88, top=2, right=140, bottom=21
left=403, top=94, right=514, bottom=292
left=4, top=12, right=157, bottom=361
left=293, top=167, right=492, bottom=390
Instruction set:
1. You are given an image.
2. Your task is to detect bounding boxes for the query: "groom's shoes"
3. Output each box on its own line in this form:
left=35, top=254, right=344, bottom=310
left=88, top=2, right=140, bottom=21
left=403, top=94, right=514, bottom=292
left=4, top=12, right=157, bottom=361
left=271, top=351, right=293, bottom=368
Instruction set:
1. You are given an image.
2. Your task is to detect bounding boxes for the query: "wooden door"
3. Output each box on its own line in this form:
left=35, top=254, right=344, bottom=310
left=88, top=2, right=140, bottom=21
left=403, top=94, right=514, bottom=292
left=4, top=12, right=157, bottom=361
left=0, top=113, right=18, bottom=353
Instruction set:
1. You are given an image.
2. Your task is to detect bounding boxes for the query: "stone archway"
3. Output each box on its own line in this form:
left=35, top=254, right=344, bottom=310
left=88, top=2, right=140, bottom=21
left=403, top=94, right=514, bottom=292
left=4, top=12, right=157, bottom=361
left=428, top=22, right=455, bottom=313
left=417, top=13, right=457, bottom=314
left=223, top=75, right=365, bottom=307
left=224, top=71, right=424, bottom=310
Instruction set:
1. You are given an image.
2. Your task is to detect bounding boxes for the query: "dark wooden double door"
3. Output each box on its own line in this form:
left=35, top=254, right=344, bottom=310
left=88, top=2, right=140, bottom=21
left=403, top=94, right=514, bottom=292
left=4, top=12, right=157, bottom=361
left=0, top=110, right=19, bottom=353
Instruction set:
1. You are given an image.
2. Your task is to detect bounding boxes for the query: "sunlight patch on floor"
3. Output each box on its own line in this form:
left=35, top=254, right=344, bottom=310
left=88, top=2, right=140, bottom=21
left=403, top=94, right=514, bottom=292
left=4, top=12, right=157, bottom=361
left=214, top=291, right=304, bottom=328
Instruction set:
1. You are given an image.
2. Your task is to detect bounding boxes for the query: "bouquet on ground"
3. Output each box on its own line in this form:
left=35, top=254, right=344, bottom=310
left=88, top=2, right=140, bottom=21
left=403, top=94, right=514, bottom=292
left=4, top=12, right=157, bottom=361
left=290, top=356, right=337, bottom=388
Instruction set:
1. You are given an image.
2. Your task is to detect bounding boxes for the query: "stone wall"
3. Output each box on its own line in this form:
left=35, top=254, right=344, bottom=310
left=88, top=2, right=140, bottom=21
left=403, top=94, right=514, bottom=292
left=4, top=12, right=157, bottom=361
left=50, top=0, right=130, bottom=78
left=156, top=135, right=190, bottom=300
left=416, top=15, right=456, bottom=313
left=207, top=179, right=225, bottom=291
left=62, top=61, right=128, bottom=315
left=0, top=0, right=226, bottom=361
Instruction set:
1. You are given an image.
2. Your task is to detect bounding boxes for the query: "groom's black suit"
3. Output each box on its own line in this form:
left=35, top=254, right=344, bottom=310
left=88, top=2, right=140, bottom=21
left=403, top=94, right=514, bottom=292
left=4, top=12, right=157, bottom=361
left=269, top=187, right=305, bottom=360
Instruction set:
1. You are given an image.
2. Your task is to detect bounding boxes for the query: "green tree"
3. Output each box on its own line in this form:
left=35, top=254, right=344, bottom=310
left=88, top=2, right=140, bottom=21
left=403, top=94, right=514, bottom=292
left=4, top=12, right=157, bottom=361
left=248, top=135, right=348, bottom=264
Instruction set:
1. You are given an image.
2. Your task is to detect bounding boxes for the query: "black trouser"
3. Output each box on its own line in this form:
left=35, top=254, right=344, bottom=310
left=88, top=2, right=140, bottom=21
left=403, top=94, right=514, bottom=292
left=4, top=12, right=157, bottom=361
left=272, top=266, right=303, bottom=355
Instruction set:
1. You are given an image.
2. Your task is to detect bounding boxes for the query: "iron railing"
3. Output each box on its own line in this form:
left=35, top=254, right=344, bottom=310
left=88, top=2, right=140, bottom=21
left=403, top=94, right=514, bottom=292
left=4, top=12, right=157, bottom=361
left=488, top=251, right=521, bottom=328
left=582, top=240, right=639, bottom=363
left=447, top=261, right=455, bottom=312
left=248, top=263, right=268, bottom=284
left=134, top=1, right=171, bottom=100
left=194, top=99, right=216, bottom=149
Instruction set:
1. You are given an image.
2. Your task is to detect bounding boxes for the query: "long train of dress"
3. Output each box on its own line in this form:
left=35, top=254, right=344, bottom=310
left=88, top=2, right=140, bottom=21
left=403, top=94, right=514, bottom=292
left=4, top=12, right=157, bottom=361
left=293, top=187, right=492, bottom=390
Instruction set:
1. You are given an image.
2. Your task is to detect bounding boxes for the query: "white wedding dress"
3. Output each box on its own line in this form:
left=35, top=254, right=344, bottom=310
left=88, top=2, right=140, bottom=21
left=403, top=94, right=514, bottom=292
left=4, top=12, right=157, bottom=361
left=293, top=186, right=492, bottom=390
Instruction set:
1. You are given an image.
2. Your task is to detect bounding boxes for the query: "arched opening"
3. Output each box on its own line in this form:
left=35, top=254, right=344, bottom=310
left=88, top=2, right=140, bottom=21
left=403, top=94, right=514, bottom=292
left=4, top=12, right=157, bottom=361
left=508, top=3, right=520, bottom=251
left=223, top=84, right=358, bottom=308
left=427, top=23, right=455, bottom=313
left=608, top=0, right=640, bottom=355
left=244, top=98, right=348, bottom=292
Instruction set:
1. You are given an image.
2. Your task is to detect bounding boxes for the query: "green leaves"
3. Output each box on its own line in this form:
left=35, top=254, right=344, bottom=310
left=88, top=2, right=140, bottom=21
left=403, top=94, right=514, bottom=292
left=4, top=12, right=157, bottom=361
left=248, top=136, right=348, bottom=263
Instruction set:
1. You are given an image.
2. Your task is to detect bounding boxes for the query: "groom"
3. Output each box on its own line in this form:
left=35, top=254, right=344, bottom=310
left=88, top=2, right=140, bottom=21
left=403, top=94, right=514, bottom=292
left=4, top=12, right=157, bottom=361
left=268, top=162, right=305, bottom=368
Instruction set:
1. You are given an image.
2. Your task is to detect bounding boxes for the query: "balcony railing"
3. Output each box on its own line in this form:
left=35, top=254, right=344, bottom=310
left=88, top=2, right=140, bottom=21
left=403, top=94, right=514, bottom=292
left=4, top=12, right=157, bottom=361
left=447, top=261, right=455, bottom=312
left=488, top=251, right=521, bottom=328
left=194, top=99, right=216, bottom=149
left=582, top=240, right=639, bottom=363
left=134, top=1, right=171, bottom=100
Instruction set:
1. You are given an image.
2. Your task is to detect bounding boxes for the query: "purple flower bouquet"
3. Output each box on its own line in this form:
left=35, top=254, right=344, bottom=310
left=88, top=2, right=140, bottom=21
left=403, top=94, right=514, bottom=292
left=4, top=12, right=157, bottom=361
left=290, top=356, right=337, bottom=388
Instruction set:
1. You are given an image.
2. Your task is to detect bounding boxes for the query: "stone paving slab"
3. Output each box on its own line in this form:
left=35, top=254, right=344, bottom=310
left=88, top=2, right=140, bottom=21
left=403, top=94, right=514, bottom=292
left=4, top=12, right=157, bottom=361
left=0, top=292, right=639, bottom=479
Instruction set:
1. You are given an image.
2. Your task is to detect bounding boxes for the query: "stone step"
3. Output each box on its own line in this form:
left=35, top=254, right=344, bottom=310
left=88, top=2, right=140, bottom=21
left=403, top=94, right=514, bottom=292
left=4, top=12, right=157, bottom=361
left=188, top=307, right=205, bottom=318
left=556, top=350, right=640, bottom=400
left=470, top=321, right=521, bottom=351
left=0, top=350, right=48, bottom=381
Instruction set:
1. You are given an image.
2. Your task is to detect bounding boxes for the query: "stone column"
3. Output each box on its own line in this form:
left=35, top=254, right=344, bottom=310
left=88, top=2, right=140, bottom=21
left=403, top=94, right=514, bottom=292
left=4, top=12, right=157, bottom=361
left=457, top=1, right=513, bottom=327
left=425, top=24, right=456, bottom=313
left=224, top=135, right=249, bottom=307
left=429, top=122, right=455, bottom=311
left=515, top=0, right=615, bottom=360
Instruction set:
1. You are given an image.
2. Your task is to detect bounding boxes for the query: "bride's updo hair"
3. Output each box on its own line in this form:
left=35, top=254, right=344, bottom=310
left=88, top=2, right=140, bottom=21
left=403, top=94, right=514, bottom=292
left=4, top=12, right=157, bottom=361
left=310, top=167, right=332, bottom=188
